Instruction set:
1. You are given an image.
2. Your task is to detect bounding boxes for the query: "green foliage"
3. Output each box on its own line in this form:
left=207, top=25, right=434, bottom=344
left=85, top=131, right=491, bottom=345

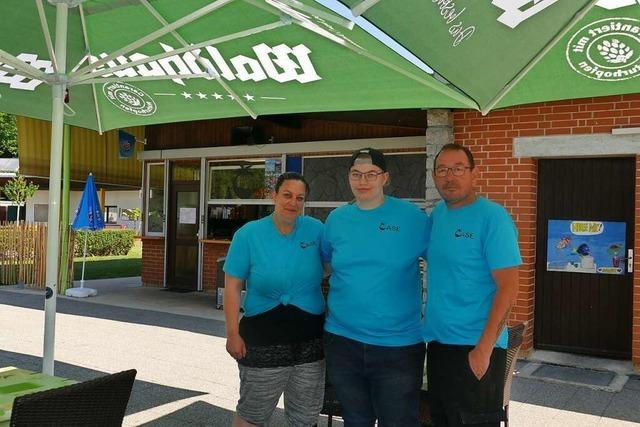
left=1, top=173, right=38, bottom=205
left=74, top=229, right=135, bottom=257
left=0, top=113, right=17, bottom=158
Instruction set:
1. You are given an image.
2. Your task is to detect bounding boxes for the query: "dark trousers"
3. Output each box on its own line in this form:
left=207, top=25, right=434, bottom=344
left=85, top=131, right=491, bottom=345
left=324, top=332, right=425, bottom=427
left=427, top=342, right=506, bottom=427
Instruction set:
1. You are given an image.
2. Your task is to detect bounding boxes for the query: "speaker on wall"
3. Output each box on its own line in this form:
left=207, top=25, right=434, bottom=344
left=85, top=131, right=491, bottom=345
left=230, top=125, right=266, bottom=145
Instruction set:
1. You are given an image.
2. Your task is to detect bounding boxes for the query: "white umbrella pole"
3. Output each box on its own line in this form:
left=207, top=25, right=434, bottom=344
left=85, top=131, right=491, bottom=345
left=80, top=231, right=88, bottom=288
left=43, top=2, right=69, bottom=376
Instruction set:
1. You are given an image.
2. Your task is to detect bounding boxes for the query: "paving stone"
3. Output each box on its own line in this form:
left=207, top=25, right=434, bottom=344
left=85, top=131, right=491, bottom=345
left=531, top=364, right=615, bottom=387
left=563, top=387, right=613, bottom=416
left=602, top=388, right=640, bottom=423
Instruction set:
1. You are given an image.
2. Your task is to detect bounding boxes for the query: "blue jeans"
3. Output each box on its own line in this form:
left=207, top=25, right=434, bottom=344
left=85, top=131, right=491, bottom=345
left=324, top=332, right=425, bottom=427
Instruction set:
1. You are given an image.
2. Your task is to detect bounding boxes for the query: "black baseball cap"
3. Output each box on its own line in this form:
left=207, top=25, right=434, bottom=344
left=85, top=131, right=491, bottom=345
left=349, top=147, right=387, bottom=171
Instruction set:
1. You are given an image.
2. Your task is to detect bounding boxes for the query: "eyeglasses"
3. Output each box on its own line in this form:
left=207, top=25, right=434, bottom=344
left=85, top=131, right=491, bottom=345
left=349, top=170, right=385, bottom=182
left=434, top=166, right=472, bottom=177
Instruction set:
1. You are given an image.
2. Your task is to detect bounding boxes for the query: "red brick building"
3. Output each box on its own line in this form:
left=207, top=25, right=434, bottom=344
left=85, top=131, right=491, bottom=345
left=454, top=94, right=640, bottom=369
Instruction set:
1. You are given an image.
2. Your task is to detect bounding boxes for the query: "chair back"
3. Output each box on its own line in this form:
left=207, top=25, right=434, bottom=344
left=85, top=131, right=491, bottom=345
left=320, top=372, right=342, bottom=421
left=503, top=323, right=525, bottom=407
left=10, top=369, right=137, bottom=427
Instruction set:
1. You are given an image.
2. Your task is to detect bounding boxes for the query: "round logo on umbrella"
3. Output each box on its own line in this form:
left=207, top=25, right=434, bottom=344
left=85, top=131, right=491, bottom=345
left=103, top=82, right=157, bottom=116
left=566, top=17, right=640, bottom=82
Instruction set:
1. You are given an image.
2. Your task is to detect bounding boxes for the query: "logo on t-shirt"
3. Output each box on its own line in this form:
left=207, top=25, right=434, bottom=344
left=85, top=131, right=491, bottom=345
left=455, top=228, right=474, bottom=239
left=379, top=222, right=400, bottom=232
left=300, top=241, right=317, bottom=249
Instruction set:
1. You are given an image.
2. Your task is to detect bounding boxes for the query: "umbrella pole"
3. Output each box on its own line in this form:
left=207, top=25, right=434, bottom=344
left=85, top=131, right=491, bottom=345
left=43, top=2, right=69, bottom=376
left=80, top=232, right=88, bottom=289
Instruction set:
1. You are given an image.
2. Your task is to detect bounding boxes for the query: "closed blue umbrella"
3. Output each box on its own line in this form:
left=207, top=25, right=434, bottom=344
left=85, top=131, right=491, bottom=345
left=72, top=173, right=104, bottom=232
left=66, top=173, right=104, bottom=298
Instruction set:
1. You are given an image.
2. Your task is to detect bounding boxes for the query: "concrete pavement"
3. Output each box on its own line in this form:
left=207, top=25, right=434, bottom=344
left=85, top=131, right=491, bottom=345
left=1, top=282, right=639, bottom=426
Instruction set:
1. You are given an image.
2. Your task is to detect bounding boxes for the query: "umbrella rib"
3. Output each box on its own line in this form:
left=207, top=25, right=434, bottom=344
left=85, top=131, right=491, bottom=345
left=78, top=4, right=103, bottom=134
left=69, top=21, right=286, bottom=85
left=481, top=0, right=600, bottom=115
left=71, top=0, right=234, bottom=80
left=78, top=73, right=211, bottom=84
left=35, top=0, right=59, bottom=74
left=0, top=48, right=51, bottom=83
left=139, top=0, right=257, bottom=119
left=0, top=64, right=45, bottom=81
left=351, top=0, right=382, bottom=17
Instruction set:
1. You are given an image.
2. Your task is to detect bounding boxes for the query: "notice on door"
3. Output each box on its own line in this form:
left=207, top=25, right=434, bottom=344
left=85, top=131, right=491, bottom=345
left=179, top=207, right=197, bottom=224
left=547, top=220, right=626, bottom=275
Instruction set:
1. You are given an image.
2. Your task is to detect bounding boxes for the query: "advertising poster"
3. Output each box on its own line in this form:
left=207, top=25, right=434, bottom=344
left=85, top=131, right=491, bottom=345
left=264, top=159, right=282, bottom=198
left=547, top=220, right=626, bottom=275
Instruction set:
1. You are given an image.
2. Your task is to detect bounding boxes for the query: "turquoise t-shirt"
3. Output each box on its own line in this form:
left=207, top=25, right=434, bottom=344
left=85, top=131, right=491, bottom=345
left=321, top=196, right=431, bottom=346
left=223, top=214, right=325, bottom=317
left=423, top=197, right=522, bottom=349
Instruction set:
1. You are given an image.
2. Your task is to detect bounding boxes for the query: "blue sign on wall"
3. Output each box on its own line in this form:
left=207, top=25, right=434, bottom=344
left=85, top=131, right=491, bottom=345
left=547, top=220, right=626, bottom=275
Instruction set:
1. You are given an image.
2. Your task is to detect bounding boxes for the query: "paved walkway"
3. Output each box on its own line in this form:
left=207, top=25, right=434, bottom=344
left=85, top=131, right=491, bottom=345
left=1, top=282, right=639, bottom=426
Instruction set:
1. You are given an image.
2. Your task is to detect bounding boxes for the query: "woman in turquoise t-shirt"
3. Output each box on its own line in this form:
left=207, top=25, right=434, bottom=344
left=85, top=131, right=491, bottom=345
left=223, top=172, right=325, bottom=427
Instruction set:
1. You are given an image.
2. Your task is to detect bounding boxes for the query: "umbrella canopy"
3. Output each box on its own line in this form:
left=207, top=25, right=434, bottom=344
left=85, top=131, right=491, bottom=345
left=71, top=173, right=104, bottom=231
left=339, top=0, right=640, bottom=113
left=0, top=0, right=476, bottom=375
left=0, top=0, right=476, bottom=134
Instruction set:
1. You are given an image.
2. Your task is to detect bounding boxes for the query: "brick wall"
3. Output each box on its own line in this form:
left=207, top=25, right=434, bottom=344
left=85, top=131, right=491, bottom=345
left=141, top=237, right=165, bottom=287
left=202, top=242, right=232, bottom=293
left=453, top=94, right=640, bottom=366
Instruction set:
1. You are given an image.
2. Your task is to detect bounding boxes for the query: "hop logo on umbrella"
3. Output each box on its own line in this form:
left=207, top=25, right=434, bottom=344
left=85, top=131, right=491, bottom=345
left=597, top=39, right=634, bottom=64
left=118, top=91, right=143, bottom=107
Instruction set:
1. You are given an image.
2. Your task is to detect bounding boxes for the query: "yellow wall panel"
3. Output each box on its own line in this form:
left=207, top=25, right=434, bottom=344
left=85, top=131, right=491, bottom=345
left=17, top=117, right=143, bottom=188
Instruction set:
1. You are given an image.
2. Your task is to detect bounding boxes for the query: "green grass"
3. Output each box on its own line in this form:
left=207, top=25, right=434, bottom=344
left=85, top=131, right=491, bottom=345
left=73, top=239, right=142, bottom=280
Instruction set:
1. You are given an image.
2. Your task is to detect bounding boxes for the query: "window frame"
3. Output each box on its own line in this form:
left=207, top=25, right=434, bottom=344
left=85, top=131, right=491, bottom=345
left=144, top=161, right=166, bottom=236
left=205, top=157, right=283, bottom=240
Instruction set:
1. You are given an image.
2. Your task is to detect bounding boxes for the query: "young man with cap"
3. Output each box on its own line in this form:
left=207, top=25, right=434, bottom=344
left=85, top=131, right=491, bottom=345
left=321, top=147, right=431, bottom=426
left=424, top=143, right=521, bottom=426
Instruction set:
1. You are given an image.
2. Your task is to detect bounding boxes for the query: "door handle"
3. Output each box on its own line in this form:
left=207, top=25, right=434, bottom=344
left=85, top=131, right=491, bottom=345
left=628, top=249, right=633, bottom=273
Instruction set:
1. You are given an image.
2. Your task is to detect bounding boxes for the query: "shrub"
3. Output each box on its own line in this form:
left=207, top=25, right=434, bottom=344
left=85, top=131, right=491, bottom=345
left=74, top=229, right=135, bottom=257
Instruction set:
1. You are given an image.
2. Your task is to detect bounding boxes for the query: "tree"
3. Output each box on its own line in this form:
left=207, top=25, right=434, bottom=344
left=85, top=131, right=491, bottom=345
left=0, top=113, right=17, bottom=158
left=1, top=173, right=38, bottom=222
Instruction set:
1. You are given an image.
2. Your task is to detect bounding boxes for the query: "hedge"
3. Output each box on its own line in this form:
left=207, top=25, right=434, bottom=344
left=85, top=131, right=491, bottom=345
left=74, top=229, right=135, bottom=257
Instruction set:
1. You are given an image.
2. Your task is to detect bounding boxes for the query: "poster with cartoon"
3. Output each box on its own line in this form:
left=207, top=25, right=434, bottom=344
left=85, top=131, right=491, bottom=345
left=547, top=220, right=626, bottom=275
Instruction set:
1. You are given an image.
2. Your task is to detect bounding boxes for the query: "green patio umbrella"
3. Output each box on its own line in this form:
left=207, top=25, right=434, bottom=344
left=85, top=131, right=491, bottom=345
left=0, top=0, right=475, bottom=375
left=338, top=0, right=640, bottom=113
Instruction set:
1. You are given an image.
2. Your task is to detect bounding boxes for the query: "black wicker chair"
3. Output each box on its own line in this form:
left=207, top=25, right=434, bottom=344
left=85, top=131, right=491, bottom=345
left=320, top=371, right=342, bottom=427
left=502, top=322, right=526, bottom=427
left=10, top=369, right=137, bottom=427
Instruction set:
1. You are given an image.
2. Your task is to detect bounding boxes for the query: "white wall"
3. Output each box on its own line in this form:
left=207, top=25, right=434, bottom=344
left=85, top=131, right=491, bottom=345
left=26, top=189, right=142, bottom=232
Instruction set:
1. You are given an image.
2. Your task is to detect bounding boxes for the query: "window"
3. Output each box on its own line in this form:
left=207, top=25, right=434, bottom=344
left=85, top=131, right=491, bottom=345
left=206, top=158, right=281, bottom=240
left=145, top=162, right=166, bottom=235
left=303, top=152, right=426, bottom=221
left=104, top=205, right=118, bottom=224
left=202, top=153, right=426, bottom=233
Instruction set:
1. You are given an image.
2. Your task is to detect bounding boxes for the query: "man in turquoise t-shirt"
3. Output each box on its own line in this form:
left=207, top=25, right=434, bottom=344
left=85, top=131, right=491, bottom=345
left=424, top=144, right=521, bottom=427
left=322, top=148, right=430, bottom=426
